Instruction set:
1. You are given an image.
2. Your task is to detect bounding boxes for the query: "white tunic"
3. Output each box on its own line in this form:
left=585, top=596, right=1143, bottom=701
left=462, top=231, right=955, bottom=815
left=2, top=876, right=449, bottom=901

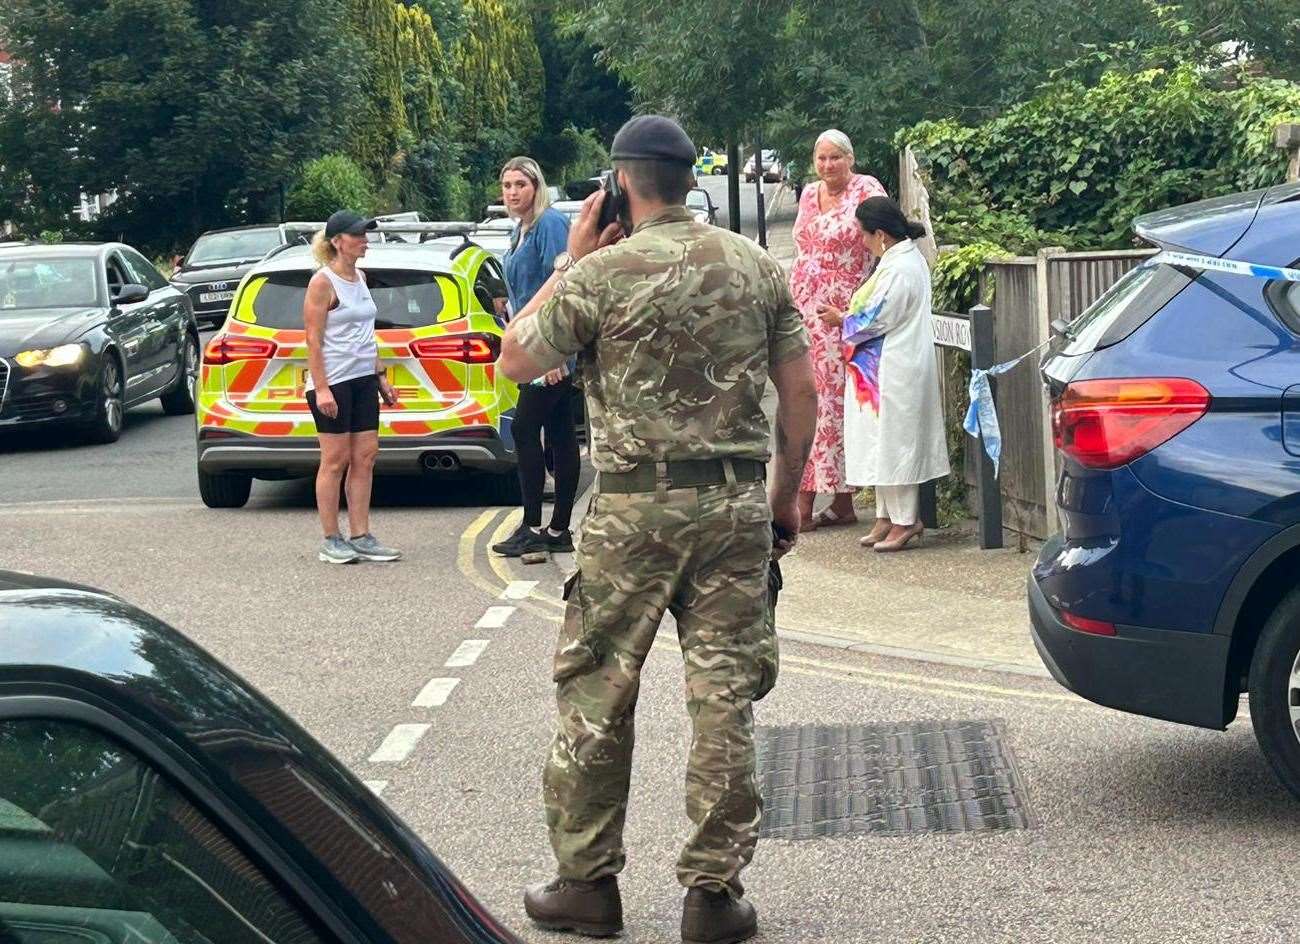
left=841, top=239, right=951, bottom=487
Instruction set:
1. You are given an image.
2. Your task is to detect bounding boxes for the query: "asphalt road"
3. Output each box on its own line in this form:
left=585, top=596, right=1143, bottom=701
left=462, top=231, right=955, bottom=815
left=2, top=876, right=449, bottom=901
left=696, top=175, right=787, bottom=237
left=6, top=401, right=1300, bottom=942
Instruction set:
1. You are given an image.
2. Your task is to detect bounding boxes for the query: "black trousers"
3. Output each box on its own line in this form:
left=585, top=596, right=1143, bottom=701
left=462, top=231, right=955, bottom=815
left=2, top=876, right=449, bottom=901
left=514, top=378, right=580, bottom=530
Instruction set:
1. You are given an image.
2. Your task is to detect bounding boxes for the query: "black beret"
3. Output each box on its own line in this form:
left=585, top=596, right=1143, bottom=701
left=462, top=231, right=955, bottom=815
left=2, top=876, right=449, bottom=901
left=609, top=115, right=697, bottom=165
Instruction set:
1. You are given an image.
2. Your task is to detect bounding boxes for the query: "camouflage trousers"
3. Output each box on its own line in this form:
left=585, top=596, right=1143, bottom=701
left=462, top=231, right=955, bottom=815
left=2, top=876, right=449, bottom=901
left=543, top=478, right=775, bottom=893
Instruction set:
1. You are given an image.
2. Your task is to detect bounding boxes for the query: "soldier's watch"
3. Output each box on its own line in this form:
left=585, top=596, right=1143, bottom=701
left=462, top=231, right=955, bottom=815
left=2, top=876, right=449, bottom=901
left=553, top=251, right=575, bottom=274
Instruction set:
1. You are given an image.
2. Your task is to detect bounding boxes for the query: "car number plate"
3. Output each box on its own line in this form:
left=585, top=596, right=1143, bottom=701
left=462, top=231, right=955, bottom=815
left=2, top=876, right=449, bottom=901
left=200, top=290, right=235, bottom=304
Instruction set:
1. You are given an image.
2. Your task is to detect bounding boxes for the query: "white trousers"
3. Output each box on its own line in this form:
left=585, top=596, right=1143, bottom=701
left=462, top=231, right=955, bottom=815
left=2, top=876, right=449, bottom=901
left=874, top=484, right=919, bottom=527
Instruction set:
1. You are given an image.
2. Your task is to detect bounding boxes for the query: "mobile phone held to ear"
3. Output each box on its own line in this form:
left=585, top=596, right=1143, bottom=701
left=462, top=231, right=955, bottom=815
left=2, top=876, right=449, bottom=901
left=597, top=171, right=628, bottom=234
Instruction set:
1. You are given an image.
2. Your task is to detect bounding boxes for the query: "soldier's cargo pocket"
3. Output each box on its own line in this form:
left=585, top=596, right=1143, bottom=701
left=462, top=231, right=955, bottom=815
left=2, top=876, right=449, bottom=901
left=554, top=571, right=601, bottom=683
left=754, top=558, right=782, bottom=701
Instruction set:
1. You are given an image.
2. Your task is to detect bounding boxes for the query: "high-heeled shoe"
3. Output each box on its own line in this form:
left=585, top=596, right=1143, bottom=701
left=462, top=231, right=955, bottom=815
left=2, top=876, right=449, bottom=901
left=874, top=523, right=924, bottom=552
left=859, top=519, right=893, bottom=547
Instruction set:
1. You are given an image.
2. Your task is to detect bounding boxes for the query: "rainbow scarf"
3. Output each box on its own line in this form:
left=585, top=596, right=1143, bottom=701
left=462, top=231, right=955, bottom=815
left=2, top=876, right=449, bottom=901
left=843, top=281, right=887, bottom=413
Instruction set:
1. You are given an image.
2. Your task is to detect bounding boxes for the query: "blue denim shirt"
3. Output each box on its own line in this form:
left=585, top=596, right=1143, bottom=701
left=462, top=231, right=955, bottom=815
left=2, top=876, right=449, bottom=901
left=504, top=207, right=570, bottom=313
left=504, top=206, right=572, bottom=376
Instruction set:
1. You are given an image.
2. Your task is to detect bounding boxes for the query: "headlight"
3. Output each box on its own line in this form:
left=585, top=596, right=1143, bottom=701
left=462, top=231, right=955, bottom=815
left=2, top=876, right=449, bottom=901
left=15, top=343, right=85, bottom=368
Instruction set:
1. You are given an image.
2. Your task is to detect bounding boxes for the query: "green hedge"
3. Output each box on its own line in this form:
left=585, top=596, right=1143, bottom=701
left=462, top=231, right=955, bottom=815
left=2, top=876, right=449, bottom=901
left=900, top=66, right=1300, bottom=253
left=287, top=154, right=376, bottom=220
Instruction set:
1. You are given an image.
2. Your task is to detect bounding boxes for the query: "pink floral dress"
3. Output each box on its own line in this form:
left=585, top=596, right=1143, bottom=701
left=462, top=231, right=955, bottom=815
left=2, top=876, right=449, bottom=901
left=789, top=173, right=887, bottom=493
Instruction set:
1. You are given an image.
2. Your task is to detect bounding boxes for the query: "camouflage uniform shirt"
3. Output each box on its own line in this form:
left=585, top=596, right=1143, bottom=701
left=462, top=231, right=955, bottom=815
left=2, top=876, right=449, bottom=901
left=513, top=206, right=809, bottom=471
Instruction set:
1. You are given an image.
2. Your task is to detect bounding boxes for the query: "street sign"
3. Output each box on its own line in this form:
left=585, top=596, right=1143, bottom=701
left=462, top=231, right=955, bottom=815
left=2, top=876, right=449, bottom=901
left=933, top=313, right=972, bottom=351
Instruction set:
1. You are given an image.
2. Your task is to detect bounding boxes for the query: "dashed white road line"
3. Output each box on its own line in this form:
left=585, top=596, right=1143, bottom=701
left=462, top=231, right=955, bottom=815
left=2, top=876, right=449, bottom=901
left=412, top=677, right=461, bottom=708
left=501, top=580, right=539, bottom=600
left=475, top=605, right=516, bottom=629
left=363, top=780, right=389, bottom=796
left=368, top=723, right=432, bottom=763
left=446, top=639, right=489, bottom=667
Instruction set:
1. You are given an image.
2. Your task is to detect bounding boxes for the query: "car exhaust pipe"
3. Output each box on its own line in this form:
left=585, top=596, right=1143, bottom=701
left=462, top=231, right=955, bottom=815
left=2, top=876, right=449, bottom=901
left=423, top=452, right=461, bottom=472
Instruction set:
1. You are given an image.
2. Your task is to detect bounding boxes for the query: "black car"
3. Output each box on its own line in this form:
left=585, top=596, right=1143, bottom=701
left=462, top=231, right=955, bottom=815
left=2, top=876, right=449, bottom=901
left=171, top=225, right=295, bottom=325
left=0, top=570, right=522, bottom=944
left=0, top=243, right=200, bottom=443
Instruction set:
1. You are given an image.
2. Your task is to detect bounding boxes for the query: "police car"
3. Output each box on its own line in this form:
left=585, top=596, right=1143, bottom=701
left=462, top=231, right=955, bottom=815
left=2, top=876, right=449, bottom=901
left=195, top=223, right=523, bottom=508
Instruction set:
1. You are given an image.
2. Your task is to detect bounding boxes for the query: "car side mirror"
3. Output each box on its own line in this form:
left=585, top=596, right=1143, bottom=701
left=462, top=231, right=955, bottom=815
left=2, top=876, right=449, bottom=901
left=112, top=283, right=149, bottom=305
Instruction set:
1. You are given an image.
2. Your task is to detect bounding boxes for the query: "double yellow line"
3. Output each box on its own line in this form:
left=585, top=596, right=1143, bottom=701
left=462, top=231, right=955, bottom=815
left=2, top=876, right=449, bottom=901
left=454, top=509, right=1082, bottom=708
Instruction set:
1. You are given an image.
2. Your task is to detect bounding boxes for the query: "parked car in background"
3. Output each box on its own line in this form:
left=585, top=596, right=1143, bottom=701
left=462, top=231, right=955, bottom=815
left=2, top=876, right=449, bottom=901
left=0, top=242, right=199, bottom=443
left=686, top=187, right=719, bottom=226
left=195, top=227, right=520, bottom=509
left=694, top=147, right=728, bottom=177
left=743, top=150, right=786, bottom=183
left=551, top=200, right=586, bottom=227
left=0, top=569, right=522, bottom=944
left=170, top=224, right=296, bottom=325
left=1029, top=182, right=1300, bottom=798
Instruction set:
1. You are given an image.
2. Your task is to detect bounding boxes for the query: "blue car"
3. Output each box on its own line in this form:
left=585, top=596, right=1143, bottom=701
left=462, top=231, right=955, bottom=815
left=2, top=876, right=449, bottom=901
left=1030, top=182, right=1300, bottom=796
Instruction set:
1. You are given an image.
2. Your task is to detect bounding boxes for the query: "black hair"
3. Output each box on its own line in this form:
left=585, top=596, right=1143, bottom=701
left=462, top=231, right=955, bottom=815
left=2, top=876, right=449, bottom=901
left=855, top=195, right=926, bottom=241
left=613, top=159, right=695, bottom=205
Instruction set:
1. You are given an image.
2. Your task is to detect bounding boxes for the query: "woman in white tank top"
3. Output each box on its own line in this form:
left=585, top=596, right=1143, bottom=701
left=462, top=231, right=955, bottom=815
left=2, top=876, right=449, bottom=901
left=302, top=210, right=401, bottom=565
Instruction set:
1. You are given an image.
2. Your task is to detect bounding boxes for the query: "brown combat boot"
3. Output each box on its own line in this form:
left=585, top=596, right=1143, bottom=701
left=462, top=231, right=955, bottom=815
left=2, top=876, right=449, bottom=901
left=681, top=886, right=758, bottom=944
left=524, top=875, right=623, bottom=937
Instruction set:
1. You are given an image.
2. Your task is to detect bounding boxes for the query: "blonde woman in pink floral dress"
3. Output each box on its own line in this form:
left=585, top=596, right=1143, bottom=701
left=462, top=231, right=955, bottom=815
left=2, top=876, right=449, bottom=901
left=789, top=129, right=887, bottom=530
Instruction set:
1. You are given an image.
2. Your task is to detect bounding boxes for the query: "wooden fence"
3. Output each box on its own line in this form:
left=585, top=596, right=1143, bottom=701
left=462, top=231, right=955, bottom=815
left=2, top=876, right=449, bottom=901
left=972, top=248, right=1158, bottom=538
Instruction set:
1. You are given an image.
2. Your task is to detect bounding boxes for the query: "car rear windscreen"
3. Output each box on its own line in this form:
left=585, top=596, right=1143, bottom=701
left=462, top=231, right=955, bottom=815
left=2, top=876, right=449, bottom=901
left=1061, top=262, right=1192, bottom=355
left=241, top=270, right=451, bottom=329
left=0, top=257, right=100, bottom=310
left=188, top=229, right=283, bottom=265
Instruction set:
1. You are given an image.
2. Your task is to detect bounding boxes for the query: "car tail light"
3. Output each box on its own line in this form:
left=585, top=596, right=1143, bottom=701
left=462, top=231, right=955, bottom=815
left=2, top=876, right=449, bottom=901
left=203, top=335, right=278, bottom=365
left=1051, top=377, right=1210, bottom=469
left=1060, top=610, right=1117, bottom=637
left=410, top=334, right=499, bottom=363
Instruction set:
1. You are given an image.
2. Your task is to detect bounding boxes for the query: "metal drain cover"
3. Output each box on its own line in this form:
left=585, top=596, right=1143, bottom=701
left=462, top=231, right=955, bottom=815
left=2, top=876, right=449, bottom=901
left=755, top=720, right=1034, bottom=840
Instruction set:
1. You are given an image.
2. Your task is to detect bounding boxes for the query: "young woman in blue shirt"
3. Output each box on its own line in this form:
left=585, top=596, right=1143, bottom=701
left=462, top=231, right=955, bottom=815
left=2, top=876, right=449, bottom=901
left=492, top=157, right=580, bottom=557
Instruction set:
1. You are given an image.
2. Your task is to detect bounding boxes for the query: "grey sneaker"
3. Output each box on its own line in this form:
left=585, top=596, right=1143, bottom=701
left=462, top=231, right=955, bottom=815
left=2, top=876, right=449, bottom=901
left=349, top=533, right=402, bottom=562
left=319, top=535, right=360, bottom=564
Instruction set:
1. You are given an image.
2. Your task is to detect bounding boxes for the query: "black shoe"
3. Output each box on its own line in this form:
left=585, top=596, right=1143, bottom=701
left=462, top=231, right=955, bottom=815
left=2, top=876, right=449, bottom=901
left=545, top=528, right=575, bottom=553
left=524, top=875, right=623, bottom=937
left=492, top=524, right=548, bottom=557
left=681, top=887, right=757, bottom=944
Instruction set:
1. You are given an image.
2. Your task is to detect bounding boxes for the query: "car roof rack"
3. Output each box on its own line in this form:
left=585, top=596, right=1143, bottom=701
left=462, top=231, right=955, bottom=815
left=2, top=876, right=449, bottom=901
left=280, top=221, right=480, bottom=237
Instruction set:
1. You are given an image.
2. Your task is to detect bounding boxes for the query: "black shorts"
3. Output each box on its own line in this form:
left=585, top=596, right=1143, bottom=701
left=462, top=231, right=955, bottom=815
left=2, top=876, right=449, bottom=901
left=306, top=374, right=380, bottom=434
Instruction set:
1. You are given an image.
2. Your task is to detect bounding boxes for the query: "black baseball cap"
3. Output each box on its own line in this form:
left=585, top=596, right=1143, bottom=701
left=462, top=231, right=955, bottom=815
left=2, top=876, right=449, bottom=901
left=324, top=210, right=377, bottom=239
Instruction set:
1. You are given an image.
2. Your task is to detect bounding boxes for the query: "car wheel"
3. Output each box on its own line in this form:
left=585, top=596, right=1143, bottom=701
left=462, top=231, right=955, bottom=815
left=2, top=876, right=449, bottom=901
left=1248, top=586, right=1300, bottom=799
left=485, top=470, right=523, bottom=506
left=713, top=167, right=726, bottom=176
left=160, top=333, right=199, bottom=415
left=85, top=355, right=125, bottom=444
left=198, top=468, right=252, bottom=508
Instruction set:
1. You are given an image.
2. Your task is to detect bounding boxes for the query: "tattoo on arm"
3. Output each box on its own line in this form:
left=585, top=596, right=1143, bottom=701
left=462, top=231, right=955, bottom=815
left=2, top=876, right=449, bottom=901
left=772, top=411, right=814, bottom=505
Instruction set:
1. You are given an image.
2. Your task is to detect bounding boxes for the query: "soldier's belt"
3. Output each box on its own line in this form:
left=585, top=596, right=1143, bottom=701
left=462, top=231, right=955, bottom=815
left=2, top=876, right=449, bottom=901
left=597, top=458, right=766, bottom=494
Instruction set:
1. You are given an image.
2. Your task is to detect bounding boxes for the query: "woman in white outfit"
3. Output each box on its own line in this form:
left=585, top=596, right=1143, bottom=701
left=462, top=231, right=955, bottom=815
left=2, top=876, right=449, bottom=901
left=817, top=196, right=950, bottom=552
left=303, top=210, right=402, bottom=564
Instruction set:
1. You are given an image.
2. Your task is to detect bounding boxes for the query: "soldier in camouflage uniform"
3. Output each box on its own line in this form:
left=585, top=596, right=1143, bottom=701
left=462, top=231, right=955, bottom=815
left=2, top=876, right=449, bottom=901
left=500, top=115, right=817, bottom=944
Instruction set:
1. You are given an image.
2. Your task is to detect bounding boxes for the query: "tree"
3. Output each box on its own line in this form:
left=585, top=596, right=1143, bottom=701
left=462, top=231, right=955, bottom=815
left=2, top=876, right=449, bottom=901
left=529, top=2, right=632, bottom=181
left=562, top=0, right=785, bottom=148
left=451, top=0, right=545, bottom=214
left=348, top=0, right=409, bottom=185
left=0, top=0, right=360, bottom=253
left=287, top=154, right=377, bottom=220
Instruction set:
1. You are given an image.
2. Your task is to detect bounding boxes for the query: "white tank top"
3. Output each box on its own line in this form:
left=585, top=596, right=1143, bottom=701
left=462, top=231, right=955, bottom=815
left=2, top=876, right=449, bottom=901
left=307, top=267, right=379, bottom=390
